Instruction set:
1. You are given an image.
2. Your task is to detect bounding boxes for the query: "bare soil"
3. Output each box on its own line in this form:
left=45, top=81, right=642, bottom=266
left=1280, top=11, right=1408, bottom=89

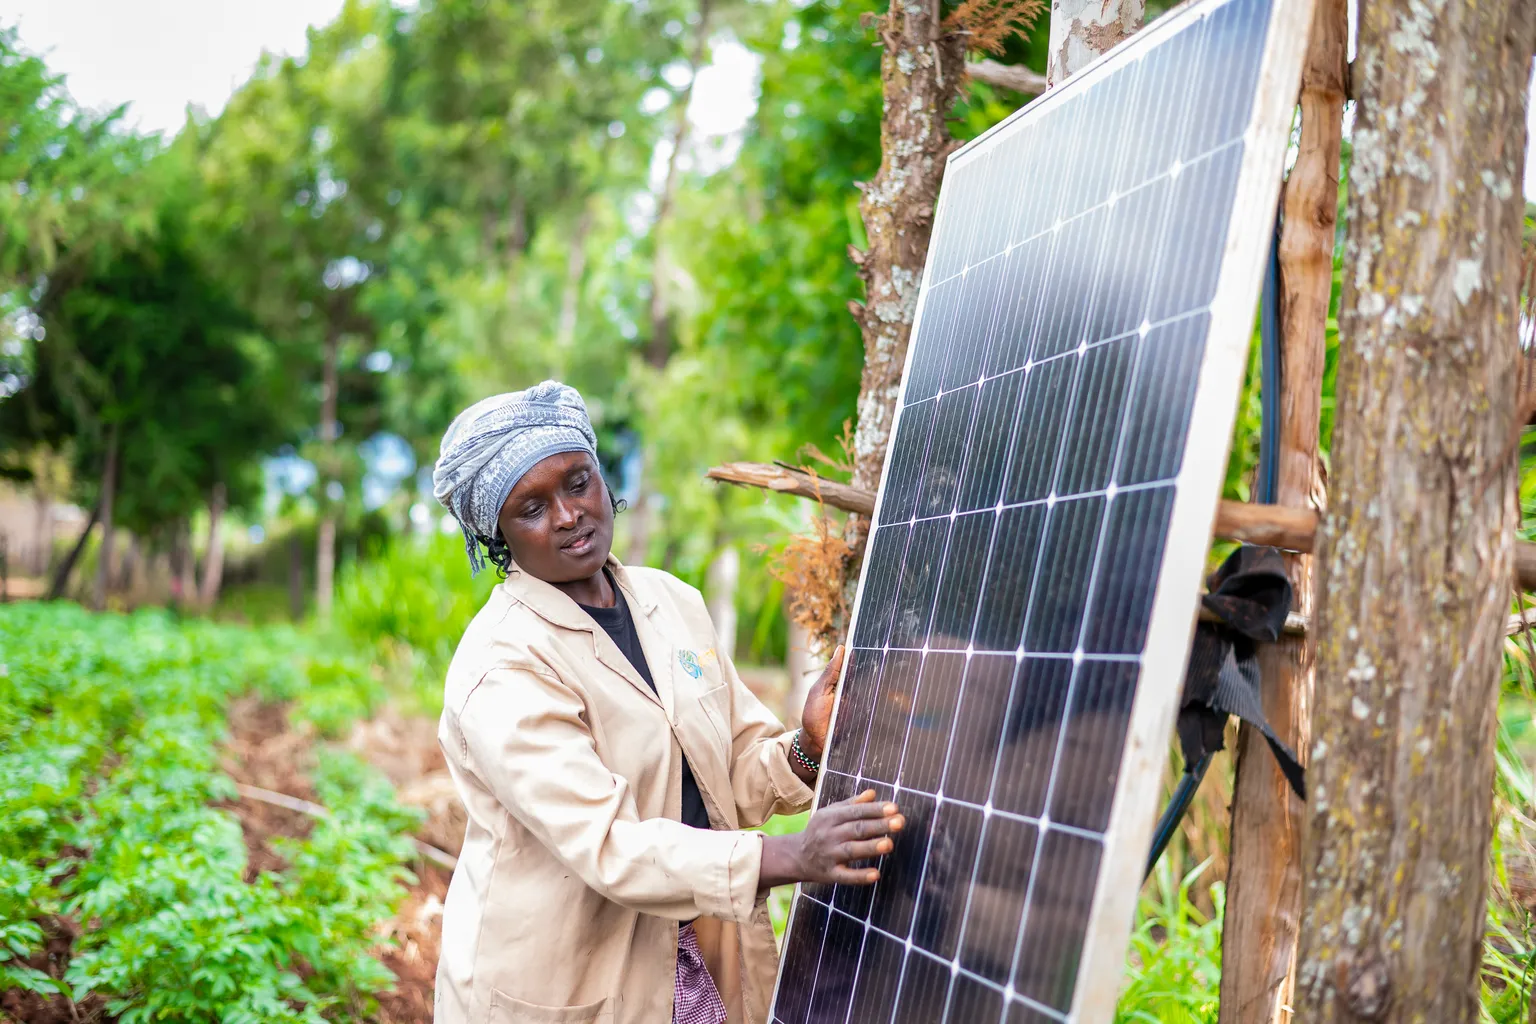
left=223, top=698, right=459, bottom=1024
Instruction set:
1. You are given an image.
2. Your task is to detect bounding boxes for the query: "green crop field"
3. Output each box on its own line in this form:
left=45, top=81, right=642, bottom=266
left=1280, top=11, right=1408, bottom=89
left=0, top=603, right=419, bottom=1023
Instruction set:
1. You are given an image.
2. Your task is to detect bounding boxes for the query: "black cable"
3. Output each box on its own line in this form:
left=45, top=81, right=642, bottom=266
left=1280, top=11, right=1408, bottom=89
left=1257, top=226, right=1283, bottom=507
left=1144, top=752, right=1213, bottom=879
left=1144, top=217, right=1284, bottom=882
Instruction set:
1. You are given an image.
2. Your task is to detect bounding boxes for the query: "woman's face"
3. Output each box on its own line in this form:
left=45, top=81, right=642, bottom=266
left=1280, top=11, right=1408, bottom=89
left=495, top=450, right=614, bottom=583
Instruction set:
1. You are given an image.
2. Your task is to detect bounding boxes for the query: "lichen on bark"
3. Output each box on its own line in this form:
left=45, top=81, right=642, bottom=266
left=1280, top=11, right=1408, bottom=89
left=1293, top=1, right=1536, bottom=1020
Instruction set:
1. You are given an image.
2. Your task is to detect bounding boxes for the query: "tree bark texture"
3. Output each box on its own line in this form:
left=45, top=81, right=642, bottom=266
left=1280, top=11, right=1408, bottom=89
left=1295, top=1, right=1535, bottom=1020
left=91, top=427, right=119, bottom=612
left=199, top=481, right=227, bottom=609
left=845, top=2, right=968, bottom=540
left=1045, top=0, right=1146, bottom=86
left=316, top=329, right=341, bottom=619
left=1220, top=1, right=1346, bottom=1020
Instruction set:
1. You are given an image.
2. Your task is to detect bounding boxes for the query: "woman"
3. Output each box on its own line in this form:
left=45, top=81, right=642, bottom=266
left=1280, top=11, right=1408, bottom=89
left=431, top=381, right=904, bottom=1024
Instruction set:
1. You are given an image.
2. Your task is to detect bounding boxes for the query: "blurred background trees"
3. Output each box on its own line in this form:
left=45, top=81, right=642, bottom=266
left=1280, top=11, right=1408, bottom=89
left=0, top=0, right=958, bottom=632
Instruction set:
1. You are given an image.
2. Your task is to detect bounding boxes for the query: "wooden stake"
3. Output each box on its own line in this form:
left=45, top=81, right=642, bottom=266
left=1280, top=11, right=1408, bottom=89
left=1219, top=0, right=1345, bottom=1017
left=235, top=783, right=458, bottom=873
left=706, top=461, right=1536, bottom=589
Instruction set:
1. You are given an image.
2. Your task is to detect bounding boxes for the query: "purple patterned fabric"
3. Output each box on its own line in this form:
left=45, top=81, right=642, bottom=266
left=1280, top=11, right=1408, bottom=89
left=675, top=923, right=728, bottom=1024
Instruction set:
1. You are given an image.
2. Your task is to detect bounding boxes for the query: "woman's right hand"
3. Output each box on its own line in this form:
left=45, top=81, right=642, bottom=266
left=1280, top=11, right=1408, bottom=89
left=758, top=789, right=904, bottom=891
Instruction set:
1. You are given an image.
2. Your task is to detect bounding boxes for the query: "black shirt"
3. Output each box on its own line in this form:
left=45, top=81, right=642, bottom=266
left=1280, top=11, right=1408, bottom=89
left=578, top=576, right=712, bottom=832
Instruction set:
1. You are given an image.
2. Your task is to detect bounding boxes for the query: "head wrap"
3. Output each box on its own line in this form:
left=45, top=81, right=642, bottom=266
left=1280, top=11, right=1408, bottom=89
left=432, top=380, right=599, bottom=575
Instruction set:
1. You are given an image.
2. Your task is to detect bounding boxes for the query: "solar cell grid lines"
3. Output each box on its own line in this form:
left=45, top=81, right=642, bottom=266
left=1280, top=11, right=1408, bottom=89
left=769, top=0, right=1316, bottom=1019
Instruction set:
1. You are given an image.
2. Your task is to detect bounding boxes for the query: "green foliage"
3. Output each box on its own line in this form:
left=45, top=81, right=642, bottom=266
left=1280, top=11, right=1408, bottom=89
left=330, top=531, right=497, bottom=712
left=293, top=656, right=388, bottom=738
left=0, top=603, right=414, bottom=1021
left=1116, top=862, right=1223, bottom=1024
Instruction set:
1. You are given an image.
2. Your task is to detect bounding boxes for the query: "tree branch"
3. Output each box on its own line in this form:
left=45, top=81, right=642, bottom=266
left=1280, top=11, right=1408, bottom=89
left=966, top=58, right=1048, bottom=95
left=707, top=461, right=876, bottom=516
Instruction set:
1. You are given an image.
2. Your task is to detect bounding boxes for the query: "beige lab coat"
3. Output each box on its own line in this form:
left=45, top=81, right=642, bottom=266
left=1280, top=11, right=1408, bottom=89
left=435, top=555, right=813, bottom=1024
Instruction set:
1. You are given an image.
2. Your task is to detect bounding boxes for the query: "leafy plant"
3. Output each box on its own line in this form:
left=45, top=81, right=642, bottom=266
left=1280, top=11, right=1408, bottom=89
left=1116, top=860, right=1223, bottom=1024
left=0, top=602, right=417, bottom=1021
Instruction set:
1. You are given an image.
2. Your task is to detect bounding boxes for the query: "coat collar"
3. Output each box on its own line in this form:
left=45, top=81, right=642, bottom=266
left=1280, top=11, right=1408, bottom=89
left=500, top=555, right=671, bottom=712
left=499, top=553, right=658, bottom=630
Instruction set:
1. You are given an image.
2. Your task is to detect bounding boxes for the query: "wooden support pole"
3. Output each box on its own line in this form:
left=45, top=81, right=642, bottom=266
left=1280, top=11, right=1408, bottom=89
left=1220, top=0, right=1346, bottom=1017
left=707, top=461, right=1536, bottom=590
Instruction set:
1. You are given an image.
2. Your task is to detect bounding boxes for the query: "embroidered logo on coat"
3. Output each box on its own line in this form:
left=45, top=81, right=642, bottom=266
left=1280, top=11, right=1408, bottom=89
left=678, top=649, right=703, bottom=678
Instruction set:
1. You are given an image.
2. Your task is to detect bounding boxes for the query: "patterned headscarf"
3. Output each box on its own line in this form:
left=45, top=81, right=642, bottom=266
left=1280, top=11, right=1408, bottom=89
left=432, top=381, right=598, bottom=575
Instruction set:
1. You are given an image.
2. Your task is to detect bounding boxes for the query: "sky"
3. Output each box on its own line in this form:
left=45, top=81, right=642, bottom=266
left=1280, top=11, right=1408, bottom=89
left=7, top=0, right=1535, bottom=195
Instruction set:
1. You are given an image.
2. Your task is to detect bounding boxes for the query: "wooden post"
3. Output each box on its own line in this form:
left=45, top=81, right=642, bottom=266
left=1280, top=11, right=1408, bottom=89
left=1219, top=1, right=1346, bottom=1018
left=1294, top=0, right=1535, bottom=1017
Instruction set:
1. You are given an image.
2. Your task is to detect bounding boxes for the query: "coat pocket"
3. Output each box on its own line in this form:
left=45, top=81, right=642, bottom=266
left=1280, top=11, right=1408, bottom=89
left=488, top=990, right=613, bottom=1023
left=696, top=681, right=732, bottom=750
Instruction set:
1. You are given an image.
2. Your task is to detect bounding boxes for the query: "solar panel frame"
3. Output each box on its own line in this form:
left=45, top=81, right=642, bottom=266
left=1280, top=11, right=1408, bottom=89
left=768, top=0, right=1317, bottom=1018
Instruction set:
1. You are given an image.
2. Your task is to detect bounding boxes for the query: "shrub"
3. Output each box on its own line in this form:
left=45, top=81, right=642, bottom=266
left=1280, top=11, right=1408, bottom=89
left=331, top=533, right=496, bottom=714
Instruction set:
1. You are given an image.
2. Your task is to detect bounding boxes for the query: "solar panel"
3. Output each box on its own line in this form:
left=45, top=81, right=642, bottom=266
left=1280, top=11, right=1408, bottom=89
left=768, top=0, right=1314, bottom=1019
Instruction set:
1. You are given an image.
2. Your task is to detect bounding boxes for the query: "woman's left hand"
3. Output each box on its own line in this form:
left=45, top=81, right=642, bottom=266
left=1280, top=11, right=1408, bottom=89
left=798, top=644, right=845, bottom=762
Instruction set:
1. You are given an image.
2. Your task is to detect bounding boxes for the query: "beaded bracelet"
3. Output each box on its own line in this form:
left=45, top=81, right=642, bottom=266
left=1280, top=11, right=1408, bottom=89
left=790, top=730, right=821, bottom=774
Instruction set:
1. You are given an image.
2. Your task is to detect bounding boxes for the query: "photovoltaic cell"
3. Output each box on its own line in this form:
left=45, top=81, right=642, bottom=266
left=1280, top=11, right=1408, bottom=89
left=769, top=0, right=1313, bottom=1018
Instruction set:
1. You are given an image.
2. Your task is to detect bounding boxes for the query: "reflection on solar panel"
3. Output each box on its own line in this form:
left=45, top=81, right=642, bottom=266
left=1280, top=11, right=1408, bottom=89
left=768, top=0, right=1314, bottom=1019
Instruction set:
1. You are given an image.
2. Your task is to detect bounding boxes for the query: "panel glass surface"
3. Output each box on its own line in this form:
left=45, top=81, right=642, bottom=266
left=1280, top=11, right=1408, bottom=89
left=770, top=0, right=1276, bottom=1019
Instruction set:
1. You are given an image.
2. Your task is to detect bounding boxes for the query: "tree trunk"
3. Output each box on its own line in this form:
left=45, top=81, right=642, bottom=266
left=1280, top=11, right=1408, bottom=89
left=1220, top=3, right=1346, bottom=1021
left=1045, top=0, right=1145, bottom=86
left=198, top=481, right=227, bottom=609
left=49, top=502, right=100, bottom=601
left=844, top=0, right=969, bottom=566
left=316, top=329, right=340, bottom=619
left=91, top=427, right=119, bottom=612
left=557, top=202, right=595, bottom=349
left=117, top=533, right=138, bottom=598
left=1295, top=1, right=1535, bottom=1020
left=32, top=490, right=51, bottom=576
left=645, top=0, right=713, bottom=369
left=177, top=518, right=197, bottom=608
left=705, top=544, right=740, bottom=662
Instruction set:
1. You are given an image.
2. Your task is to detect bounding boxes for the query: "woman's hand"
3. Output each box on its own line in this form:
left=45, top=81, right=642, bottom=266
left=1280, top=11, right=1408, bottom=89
left=758, top=789, right=904, bottom=891
left=798, top=644, right=845, bottom=762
